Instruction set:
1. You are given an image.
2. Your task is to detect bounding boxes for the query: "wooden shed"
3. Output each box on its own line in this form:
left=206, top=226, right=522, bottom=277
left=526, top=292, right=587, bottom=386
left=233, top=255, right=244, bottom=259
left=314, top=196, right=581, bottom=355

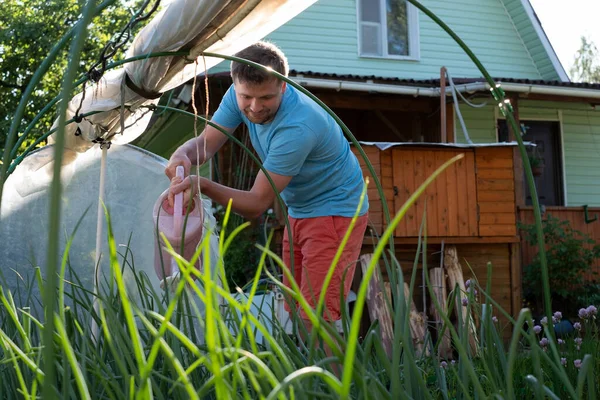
left=351, top=142, right=522, bottom=336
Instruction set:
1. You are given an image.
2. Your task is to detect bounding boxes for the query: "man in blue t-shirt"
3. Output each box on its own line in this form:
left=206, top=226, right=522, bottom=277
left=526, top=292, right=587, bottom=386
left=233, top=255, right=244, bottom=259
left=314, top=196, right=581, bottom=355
left=166, top=41, right=368, bottom=346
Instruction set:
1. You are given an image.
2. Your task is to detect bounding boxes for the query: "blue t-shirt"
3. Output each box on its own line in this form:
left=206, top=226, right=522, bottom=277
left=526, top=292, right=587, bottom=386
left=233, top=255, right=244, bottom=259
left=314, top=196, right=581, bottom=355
left=211, top=84, right=368, bottom=219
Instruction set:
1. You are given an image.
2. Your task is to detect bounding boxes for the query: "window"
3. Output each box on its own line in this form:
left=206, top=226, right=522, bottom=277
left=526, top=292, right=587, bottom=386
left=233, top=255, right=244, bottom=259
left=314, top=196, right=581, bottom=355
left=358, top=0, right=419, bottom=59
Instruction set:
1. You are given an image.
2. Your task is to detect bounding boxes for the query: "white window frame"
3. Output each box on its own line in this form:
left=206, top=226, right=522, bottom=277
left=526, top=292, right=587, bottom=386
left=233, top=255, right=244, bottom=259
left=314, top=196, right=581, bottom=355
left=357, top=0, right=420, bottom=61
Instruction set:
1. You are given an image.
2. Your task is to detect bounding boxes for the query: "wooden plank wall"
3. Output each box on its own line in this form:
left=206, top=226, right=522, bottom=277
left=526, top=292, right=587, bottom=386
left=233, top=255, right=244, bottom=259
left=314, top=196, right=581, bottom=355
left=475, top=147, right=517, bottom=236
left=456, top=243, right=514, bottom=341
left=380, top=149, right=395, bottom=232
left=518, top=206, right=600, bottom=281
left=393, top=148, right=478, bottom=237
left=353, top=145, right=521, bottom=239
left=351, top=146, right=385, bottom=233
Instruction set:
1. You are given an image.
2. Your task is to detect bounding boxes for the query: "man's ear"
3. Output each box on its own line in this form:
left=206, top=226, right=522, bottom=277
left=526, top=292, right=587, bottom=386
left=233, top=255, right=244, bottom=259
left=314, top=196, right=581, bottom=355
left=281, top=81, right=287, bottom=94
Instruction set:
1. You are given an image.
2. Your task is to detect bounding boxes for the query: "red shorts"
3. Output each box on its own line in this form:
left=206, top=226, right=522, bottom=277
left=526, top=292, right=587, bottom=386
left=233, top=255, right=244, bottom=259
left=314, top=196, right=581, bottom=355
left=282, top=214, right=368, bottom=321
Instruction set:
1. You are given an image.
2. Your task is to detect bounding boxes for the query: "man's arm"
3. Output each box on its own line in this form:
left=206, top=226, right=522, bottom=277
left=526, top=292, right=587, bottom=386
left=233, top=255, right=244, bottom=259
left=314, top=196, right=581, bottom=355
left=171, top=170, right=292, bottom=220
left=165, top=123, right=234, bottom=179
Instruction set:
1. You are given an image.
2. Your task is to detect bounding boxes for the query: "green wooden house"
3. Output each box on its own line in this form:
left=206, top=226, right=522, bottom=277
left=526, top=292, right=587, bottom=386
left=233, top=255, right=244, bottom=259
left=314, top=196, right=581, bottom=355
left=135, top=0, right=600, bottom=323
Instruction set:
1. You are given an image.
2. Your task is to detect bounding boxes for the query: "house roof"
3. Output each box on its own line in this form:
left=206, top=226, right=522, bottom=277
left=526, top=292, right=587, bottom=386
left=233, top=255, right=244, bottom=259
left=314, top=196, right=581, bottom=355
left=288, top=70, right=600, bottom=91
left=206, top=69, right=600, bottom=100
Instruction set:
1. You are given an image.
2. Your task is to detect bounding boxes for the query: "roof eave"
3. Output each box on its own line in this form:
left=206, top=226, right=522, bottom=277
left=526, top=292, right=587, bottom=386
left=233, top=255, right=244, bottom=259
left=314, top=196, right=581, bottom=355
left=292, top=76, right=600, bottom=101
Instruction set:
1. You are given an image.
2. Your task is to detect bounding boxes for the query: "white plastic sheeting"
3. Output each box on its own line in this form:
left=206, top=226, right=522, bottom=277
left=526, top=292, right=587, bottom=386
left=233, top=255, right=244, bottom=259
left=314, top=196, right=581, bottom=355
left=0, top=144, right=220, bottom=310
left=53, top=0, right=317, bottom=152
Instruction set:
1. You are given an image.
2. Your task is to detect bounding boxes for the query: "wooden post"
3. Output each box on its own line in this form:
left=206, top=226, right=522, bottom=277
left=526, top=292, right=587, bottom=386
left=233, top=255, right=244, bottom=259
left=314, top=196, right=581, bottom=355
left=440, top=67, right=447, bottom=143
left=403, top=283, right=427, bottom=357
left=510, top=242, right=522, bottom=318
left=360, top=254, right=394, bottom=358
left=443, top=245, right=478, bottom=353
left=430, top=267, right=452, bottom=358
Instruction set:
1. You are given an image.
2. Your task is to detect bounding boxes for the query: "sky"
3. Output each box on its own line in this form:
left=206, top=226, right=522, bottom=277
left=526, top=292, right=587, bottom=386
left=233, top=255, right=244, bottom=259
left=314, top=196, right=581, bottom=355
left=529, top=0, right=600, bottom=77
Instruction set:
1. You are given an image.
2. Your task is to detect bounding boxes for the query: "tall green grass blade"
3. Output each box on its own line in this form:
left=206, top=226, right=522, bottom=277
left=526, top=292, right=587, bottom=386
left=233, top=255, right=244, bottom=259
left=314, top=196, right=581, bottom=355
left=0, top=333, right=31, bottom=400
left=424, top=263, right=486, bottom=398
left=265, top=367, right=342, bottom=400
left=340, top=154, right=464, bottom=399
left=134, top=312, right=200, bottom=399
left=0, top=328, right=45, bottom=381
left=524, top=375, right=560, bottom=400
left=53, top=315, right=91, bottom=400
left=309, top=180, right=368, bottom=366
left=406, top=0, right=552, bottom=340
left=41, top=0, right=96, bottom=396
left=257, top=249, right=346, bottom=363
left=0, top=287, right=31, bottom=352
left=449, top=364, right=474, bottom=400
left=59, top=206, right=91, bottom=322
left=196, top=349, right=282, bottom=399
left=102, top=204, right=151, bottom=398
left=576, top=354, right=594, bottom=399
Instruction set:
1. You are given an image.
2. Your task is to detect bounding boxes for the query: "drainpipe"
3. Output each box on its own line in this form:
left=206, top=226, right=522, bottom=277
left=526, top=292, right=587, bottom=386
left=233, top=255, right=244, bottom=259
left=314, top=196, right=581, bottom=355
left=292, top=76, right=440, bottom=97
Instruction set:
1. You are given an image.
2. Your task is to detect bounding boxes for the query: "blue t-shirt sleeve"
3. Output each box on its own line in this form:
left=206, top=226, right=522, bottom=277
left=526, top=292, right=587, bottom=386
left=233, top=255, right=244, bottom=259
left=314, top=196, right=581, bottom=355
left=211, top=85, right=242, bottom=129
left=263, top=125, right=317, bottom=176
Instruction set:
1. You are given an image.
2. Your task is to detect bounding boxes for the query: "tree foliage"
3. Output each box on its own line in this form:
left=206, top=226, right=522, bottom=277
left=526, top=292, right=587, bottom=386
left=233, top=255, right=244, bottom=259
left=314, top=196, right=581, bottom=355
left=570, top=36, right=600, bottom=83
left=0, top=0, right=143, bottom=155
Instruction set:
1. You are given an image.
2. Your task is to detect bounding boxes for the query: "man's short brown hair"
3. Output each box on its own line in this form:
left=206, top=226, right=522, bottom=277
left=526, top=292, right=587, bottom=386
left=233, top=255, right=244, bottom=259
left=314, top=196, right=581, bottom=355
left=231, top=41, right=289, bottom=84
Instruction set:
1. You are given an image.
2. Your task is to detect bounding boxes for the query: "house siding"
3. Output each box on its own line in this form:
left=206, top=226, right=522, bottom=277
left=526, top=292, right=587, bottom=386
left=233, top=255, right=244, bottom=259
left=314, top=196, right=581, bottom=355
left=561, top=109, right=600, bottom=206
left=458, top=100, right=600, bottom=206
left=211, top=0, right=548, bottom=80
left=455, top=104, right=497, bottom=143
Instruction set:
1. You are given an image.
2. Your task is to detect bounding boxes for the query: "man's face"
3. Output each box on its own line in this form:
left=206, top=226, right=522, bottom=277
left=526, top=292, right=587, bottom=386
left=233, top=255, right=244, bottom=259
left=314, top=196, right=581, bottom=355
left=234, top=78, right=286, bottom=124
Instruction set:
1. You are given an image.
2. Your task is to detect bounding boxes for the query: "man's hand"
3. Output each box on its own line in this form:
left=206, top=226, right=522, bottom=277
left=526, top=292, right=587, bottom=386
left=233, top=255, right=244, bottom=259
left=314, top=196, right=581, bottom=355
left=168, top=175, right=198, bottom=209
left=165, top=124, right=233, bottom=180
left=165, top=151, right=192, bottom=180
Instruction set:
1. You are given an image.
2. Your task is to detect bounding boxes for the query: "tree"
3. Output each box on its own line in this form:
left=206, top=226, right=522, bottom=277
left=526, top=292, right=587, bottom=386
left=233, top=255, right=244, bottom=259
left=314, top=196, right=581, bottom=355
left=0, top=0, right=145, bottom=156
left=570, top=36, right=600, bottom=83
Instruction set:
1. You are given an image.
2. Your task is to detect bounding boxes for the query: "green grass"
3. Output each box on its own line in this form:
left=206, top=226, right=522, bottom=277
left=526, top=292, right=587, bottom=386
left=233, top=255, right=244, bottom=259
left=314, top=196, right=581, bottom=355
left=1, top=1, right=598, bottom=397
left=1, top=172, right=599, bottom=399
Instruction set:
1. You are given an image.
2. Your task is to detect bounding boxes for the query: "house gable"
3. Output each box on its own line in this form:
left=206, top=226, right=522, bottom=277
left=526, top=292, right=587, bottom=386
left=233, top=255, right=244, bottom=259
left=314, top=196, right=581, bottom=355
left=500, top=0, right=568, bottom=81
left=237, top=0, right=566, bottom=81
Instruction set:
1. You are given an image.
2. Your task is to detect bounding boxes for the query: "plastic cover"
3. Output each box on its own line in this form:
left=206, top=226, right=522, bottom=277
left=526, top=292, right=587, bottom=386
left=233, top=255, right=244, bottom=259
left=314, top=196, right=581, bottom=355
left=53, top=0, right=317, bottom=153
left=0, top=144, right=219, bottom=310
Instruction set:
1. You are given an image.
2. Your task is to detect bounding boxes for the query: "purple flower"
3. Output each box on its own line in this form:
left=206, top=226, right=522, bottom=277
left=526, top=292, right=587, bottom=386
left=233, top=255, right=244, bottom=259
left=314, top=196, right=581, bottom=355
left=575, top=338, right=583, bottom=346
left=492, top=316, right=498, bottom=323
left=579, top=308, right=590, bottom=319
left=533, top=325, right=542, bottom=334
left=440, top=361, right=448, bottom=368
left=451, top=360, right=456, bottom=365
left=574, top=359, right=582, bottom=369
left=461, top=298, right=469, bottom=306
left=552, top=311, right=562, bottom=324
left=574, top=322, right=582, bottom=331
left=539, top=338, right=549, bottom=347
left=558, top=339, right=565, bottom=345
left=561, top=358, right=567, bottom=366
left=587, top=305, right=598, bottom=316
left=540, top=317, right=548, bottom=325
left=465, top=279, right=471, bottom=289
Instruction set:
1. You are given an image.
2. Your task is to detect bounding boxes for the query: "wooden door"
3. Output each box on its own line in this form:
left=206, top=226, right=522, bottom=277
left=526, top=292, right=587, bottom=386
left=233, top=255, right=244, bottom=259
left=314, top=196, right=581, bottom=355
left=498, top=120, right=564, bottom=206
